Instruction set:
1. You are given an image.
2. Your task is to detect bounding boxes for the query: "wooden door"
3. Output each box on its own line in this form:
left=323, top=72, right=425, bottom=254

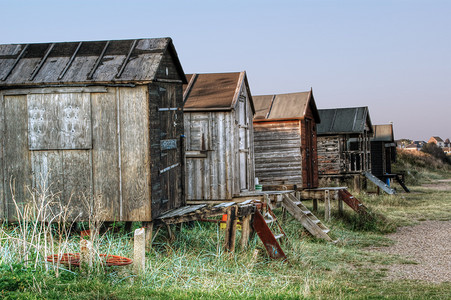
left=303, top=118, right=315, bottom=188
left=238, top=96, right=249, bottom=191
left=151, top=83, right=184, bottom=219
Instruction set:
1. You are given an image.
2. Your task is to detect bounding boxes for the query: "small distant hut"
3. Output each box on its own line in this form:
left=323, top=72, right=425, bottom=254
left=252, top=90, right=321, bottom=189
left=371, top=124, right=396, bottom=179
left=317, top=107, right=373, bottom=178
left=0, top=38, right=187, bottom=222
left=183, top=72, right=255, bottom=201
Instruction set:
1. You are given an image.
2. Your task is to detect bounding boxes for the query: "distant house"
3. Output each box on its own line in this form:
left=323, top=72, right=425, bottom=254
left=317, top=106, right=373, bottom=176
left=404, top=141, right=426, bottom=151
left=428, top=136, right=445, bottom=148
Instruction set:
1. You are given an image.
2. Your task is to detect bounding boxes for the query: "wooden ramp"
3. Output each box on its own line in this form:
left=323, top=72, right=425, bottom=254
left=338, top=189, right=370, bottom=216
left=281, top=194, right=333, bottom=242
left=252, top=209, right=287, bottom=260
left=364, top=172, right=396, bottom=195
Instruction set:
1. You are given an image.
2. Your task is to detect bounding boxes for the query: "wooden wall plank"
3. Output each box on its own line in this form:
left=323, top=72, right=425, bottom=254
left=119, top=86, right=151, bottom=221
left=0, top=94, right=4, bottom=220
left=253, top=121, right=302, bottom=186
left=4, top=95, right=31, bottom=221
left=91, top=89, right=120, bottom=221
left=62, top=151, right=92, bottom=220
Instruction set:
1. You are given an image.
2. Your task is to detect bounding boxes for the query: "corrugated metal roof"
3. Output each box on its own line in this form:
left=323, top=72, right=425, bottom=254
left=183, top=71, right=254, bottom=112
left=317, top=106, right=372, bottom=135
left=372, top=124, right=394, bottom=142
left=253, top=90, right=320, bottom=122
left=0, top=38, right=186, bottom=86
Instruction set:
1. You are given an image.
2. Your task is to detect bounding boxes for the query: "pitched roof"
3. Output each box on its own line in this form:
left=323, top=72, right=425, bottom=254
left=429, top=136, right=444, bottom=143
left=183, top=71, right=254, bottom=112
left=372, top=124, right=394, bottom=142
left=0, top=38, right=186, bottom=86
left=252, top=90, right=320, bottom=122
left=317, top=106, right=373, bottom=135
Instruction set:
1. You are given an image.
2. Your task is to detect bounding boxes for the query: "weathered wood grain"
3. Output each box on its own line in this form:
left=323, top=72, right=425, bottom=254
left=4, top=95, right=31, bottom=221
left=91, top=88, right=120, bottom=220
left=119, top=86, right=151, bottom=221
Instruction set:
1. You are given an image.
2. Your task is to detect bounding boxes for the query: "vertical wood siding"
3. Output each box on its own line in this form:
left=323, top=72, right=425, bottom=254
left=253, top=120, right=302, bottom=185
left=0, top=86, right=161, bottom=222
left=184, top=87, right=254, bottom=201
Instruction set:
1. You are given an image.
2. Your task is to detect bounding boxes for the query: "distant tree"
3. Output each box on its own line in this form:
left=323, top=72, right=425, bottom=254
left=421, top=142, right=450, bottom=164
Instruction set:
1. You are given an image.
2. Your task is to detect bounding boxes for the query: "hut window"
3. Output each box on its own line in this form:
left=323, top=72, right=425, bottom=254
left=27, top=93, right=92, bottom=150
left=186, top=116, right=211, bottom=156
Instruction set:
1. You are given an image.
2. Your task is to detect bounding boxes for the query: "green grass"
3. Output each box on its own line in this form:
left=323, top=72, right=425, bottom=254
left=1, top=150, right=451, bottom=299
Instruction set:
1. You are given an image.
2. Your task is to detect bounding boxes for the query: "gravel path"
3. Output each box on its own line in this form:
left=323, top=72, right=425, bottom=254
left=369, top=220, right=451, bottom=283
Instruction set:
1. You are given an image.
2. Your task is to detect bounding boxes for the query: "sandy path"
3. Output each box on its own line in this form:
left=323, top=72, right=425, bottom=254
left=369, top=220, right=451, bottom=283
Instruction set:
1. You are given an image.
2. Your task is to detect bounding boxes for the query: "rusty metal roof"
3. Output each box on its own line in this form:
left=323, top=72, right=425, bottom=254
left=372, top=124, right=394, bottom=142
left=317, top=106, right=373, bottom=135
left=0, top=38, right=186, bottom=87
left=183, top=71, right=254, bottom=112
left=252, top=90, right=320, bottom=122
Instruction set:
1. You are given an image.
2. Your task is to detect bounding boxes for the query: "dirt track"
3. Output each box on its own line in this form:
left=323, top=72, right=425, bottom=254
left=370, top=220, right=451, bottom=283
left=369, top=179, right=451, bottom=283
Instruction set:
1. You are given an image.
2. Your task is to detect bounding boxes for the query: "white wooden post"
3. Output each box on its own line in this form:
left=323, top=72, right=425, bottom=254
left=133, top=227, right=146, bottom=274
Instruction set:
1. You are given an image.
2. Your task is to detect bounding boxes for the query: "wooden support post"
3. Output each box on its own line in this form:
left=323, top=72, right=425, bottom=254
left=324, top=190, right=331, bottom=222
left=240, top=214, right=252, bottom=249
left=143, top=221, right=153, bottom=251
left=224, top=206, right=238, bottom=252
left=354, top=175, right=361, bottom=193
left=337, top=190, right=343, bottom=216
left=133, top=228, right=146, bottom=274
left=312, top=199, right=318, bottom=213
left=125, top=222, right=132, bottom=233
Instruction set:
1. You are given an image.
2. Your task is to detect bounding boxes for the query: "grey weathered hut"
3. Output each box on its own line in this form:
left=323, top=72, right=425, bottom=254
left=317, top=107, right=373, bottom=176
left=253, top=90, right=321, bottom=189
left=183, top=72, right=255, bottom=201
left=371, top=124, right=396, bottom=179
left=0, top=38, right=187, bottom=222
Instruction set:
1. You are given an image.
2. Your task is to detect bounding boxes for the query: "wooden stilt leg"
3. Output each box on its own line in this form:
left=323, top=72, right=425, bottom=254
left=313, top=199, right=318, bottom=212
left=324, top=189, right=331, bottom=221
left=224, top=206, right=238, bottom=252
left=240, top=214, right=252, bottom=249
left=143, top=221, right=153, bottom=251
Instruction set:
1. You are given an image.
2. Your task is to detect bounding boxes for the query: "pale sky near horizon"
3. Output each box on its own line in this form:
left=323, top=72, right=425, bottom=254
left=1, top=0, right=450, bottom=141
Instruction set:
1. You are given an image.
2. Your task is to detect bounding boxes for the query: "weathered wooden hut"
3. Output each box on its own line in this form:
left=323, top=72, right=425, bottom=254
left=371, top=124, right=396, bottom=179
left=0, top=38, right=187, bottom=222
left=317, top=107, right=373, bottom=176
left=183, top=72, right=255, bottom=201
left=252, top=90, right=321, bottom=189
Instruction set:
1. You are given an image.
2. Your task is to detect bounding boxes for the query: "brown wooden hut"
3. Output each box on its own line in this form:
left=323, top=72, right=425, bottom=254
left=0, top=38, right=187, bottom=222
left=252, top=90, right=321, bottom=189
left=317, top=107, right=373, bottom=177
left=371, top=124, right=396, bottom=179
left=183, top=72, right=256, bottom=201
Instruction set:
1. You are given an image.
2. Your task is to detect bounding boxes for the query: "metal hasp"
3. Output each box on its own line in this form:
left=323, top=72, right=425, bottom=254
left=252, top=209, right=287, bottom=260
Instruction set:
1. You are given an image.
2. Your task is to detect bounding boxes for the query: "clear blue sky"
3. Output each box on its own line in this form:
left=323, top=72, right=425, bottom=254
left=1, top=0, right=450, bottom=141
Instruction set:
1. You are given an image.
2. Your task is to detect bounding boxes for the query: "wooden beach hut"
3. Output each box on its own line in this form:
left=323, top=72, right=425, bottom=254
left=252, top=90, right=321, bottom=190
left=0, top=38, right=187, bottom=222
left=316, top=107, right=373, bottom=178
left=183, top=72, right=256, bottom=201
left=371, top=124, right=396, bottom=179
